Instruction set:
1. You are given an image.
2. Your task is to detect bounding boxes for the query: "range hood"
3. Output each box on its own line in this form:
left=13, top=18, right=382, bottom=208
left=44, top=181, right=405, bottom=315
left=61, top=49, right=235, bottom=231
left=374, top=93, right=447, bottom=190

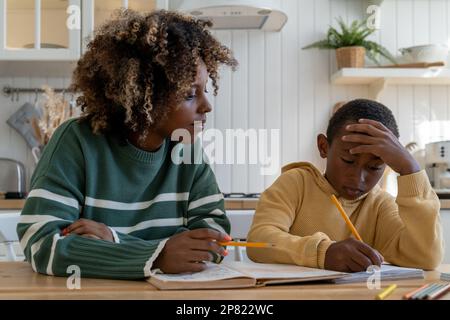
left=170, top=0, right=288, bottom=31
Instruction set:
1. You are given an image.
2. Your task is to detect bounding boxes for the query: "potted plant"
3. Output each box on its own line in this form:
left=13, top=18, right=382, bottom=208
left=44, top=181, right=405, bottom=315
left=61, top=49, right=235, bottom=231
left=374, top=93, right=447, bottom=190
left=303, top=18, right=396, bottom=68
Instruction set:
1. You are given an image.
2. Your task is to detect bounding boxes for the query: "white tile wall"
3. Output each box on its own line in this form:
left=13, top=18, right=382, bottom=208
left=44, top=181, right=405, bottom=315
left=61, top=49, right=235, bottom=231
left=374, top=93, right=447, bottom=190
left=1, top=0, right=450, bottom=193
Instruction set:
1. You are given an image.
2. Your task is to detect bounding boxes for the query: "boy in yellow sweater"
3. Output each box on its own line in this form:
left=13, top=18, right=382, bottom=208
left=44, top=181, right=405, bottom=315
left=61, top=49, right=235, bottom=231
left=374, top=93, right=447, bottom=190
left=247, top=99, right=443, bottom=272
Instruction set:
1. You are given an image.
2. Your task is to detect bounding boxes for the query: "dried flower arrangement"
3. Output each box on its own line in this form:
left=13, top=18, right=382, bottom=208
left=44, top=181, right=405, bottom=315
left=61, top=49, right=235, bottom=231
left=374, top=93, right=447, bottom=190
left=31, top=85, right=76, bottom=146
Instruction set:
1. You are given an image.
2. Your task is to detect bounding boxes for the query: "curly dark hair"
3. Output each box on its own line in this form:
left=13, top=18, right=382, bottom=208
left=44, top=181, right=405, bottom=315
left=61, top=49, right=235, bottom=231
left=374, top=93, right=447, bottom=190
left=71, top=9, right=238, bottom=138
left=326, top=99, right=399, bottom=143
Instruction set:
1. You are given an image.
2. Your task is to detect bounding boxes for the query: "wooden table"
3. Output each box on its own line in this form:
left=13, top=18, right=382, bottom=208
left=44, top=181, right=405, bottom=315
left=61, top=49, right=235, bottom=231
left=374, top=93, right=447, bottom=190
left=0, top=262, right=449, bottom=300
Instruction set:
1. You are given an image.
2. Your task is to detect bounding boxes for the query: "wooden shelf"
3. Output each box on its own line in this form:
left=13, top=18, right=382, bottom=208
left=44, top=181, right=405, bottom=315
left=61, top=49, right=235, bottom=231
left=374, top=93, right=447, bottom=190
left=331, top=67, right=450, bottom=100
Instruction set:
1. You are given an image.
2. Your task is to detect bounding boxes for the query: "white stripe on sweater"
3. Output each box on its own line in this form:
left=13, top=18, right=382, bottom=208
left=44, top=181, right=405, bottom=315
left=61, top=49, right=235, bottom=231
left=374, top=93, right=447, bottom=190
left=144, top=238, right=169, bottom=277
left=20, top=216, right=68, bottom=250
left=85, top=192, right=190, bottom=211
left=112, top=217, right=184, bottom=234
left=28, top=189, right=80, bottom=210
left=19, top=214, right=71, bottom=224
left=30, top=237, right=46, bottom=272
left=203, top=218, right=227, bottom=235
left=108, top=227, right=120, bottom=244
left=46, top=233, right=62, bottom=275
left=188, top=194, right=223, bottom=211
left=187, top=209, right=225, bottom=223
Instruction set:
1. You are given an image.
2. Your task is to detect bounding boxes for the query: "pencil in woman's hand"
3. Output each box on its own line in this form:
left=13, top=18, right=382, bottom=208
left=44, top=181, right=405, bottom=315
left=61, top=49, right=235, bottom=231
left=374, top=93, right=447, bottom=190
left=217, top=241, right=276, bottom=248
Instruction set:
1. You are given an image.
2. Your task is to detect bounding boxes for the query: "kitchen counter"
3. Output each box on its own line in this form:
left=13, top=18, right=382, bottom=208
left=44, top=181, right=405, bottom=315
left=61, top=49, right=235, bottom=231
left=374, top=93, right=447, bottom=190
left=0, top=199, right=259, bottom=211
left=224, top=199, right=258, bottom=210
left=4, top=198, right=450, bottom=210
left=0, top=199, right=25, bottom=210
left=440, top=200, right=450, bottom=210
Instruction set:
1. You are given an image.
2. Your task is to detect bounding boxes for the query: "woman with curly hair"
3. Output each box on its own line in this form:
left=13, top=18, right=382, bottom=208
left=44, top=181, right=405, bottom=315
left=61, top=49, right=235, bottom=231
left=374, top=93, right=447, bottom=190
left=17, top=9, right=238, bottom=279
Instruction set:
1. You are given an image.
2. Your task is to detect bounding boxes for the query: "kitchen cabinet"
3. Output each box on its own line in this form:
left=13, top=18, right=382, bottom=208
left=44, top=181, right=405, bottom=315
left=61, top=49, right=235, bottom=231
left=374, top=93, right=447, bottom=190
left=226, top=210, right=254, bottom=261
left=81, top=0, right=168, bottom=53
left=441, top=210, right=450, bottom=264
left=0, top=0, right=81, bottom=61
left=0, top=0, right=168, bottom=61
left=0, top=210, right=22, bottom=262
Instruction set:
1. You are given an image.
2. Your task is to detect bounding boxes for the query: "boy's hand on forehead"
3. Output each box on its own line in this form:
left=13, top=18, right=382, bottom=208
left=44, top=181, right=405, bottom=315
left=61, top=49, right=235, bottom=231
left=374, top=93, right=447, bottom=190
left=152, top=228, right=231, bottom=274
left=342, top=119, right=420, bottom=176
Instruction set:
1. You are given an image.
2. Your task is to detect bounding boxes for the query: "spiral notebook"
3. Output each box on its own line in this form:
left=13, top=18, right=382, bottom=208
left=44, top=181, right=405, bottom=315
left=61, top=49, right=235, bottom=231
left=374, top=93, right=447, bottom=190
left=148, top=261, right=347, bottom=290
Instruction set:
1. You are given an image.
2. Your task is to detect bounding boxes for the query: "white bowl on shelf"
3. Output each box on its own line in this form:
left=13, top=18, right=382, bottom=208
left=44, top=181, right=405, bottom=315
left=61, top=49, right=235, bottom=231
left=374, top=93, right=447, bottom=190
left=399, top=44, right=449, bottom=64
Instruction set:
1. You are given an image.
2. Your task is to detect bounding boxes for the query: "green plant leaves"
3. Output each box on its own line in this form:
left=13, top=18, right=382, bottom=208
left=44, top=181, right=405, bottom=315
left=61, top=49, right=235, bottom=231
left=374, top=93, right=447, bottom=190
left=302, top=17, right=397, bottom=65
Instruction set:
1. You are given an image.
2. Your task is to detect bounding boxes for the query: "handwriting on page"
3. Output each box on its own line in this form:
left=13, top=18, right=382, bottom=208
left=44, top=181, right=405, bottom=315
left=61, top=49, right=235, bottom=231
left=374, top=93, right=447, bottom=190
left=228, top=262, right=341, bottom=279
left=154, top=264, right=244, bottom=282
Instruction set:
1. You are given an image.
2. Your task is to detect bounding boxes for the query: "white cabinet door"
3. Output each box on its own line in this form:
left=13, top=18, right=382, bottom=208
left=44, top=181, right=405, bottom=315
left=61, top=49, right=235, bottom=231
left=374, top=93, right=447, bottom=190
left=441, top=210, right=450, bottom=264
left=81, top=0, right=167, bottom=53
left=0, top=210, right=22, bottom=261
left=0, top=0, right=81, bottom=61
left=226, top=210, right=255, bottom=240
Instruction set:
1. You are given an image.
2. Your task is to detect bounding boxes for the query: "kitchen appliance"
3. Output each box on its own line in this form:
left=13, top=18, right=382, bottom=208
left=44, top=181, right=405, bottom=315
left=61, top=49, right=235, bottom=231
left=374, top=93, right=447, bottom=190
left=425, top=141, right=450, bottom=194
left=170, top=0, right=288, bottom=31
left=0, top=158, right=26, bottom=199
left=399, top=44, right=449, bottom=65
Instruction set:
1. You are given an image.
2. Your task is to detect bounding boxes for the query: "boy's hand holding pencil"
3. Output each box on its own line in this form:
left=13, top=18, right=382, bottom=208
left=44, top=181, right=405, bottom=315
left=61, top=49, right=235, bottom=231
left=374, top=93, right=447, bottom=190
left=325, top=195, right=384, bottom=273
left=324, top=238, right=383, bottom=272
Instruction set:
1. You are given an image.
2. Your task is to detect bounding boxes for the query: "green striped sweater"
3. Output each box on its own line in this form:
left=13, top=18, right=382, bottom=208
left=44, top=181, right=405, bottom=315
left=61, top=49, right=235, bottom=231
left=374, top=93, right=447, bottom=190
left=17, top=119, right=230, bottom=279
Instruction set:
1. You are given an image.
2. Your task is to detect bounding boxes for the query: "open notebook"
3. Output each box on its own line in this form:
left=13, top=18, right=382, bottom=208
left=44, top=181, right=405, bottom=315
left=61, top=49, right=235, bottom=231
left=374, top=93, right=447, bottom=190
left=148, top=261, right=347, bottom=290
left=332, top=264, right=424, bottom=284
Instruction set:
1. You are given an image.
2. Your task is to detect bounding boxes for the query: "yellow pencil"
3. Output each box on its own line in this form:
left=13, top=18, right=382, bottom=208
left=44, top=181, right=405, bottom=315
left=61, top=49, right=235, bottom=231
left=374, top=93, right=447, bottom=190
left=331, top=194, right=363, bottom=242
left=217, top=241, right=275, bottom=248
left=376, top=284, right=397, bottom=300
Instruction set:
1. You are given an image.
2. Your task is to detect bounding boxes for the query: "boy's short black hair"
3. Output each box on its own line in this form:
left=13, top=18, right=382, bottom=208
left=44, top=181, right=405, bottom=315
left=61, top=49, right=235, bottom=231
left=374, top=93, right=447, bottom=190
left=326, top=99, right=399, bottom=143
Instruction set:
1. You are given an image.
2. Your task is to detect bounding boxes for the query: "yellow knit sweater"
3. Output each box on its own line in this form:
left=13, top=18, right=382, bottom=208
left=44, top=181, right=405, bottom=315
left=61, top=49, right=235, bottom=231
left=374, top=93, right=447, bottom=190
left=247, top=162, right=444, bottom=270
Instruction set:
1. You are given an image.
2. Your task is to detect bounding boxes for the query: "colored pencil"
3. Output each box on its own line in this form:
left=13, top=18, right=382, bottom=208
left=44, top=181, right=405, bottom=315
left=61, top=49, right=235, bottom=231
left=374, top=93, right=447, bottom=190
left=376, top=284, right=397, bottom=300
left=217, top=241, right=275, bottom=248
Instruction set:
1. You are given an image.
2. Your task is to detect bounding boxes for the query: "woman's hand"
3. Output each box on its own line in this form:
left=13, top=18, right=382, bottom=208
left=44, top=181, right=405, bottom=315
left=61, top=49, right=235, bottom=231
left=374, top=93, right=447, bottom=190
left=153, top=228, right=231, bottom=274
left=343, top=119, right=420, bottom=176
left=62, top=218, right=114, bottom=242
